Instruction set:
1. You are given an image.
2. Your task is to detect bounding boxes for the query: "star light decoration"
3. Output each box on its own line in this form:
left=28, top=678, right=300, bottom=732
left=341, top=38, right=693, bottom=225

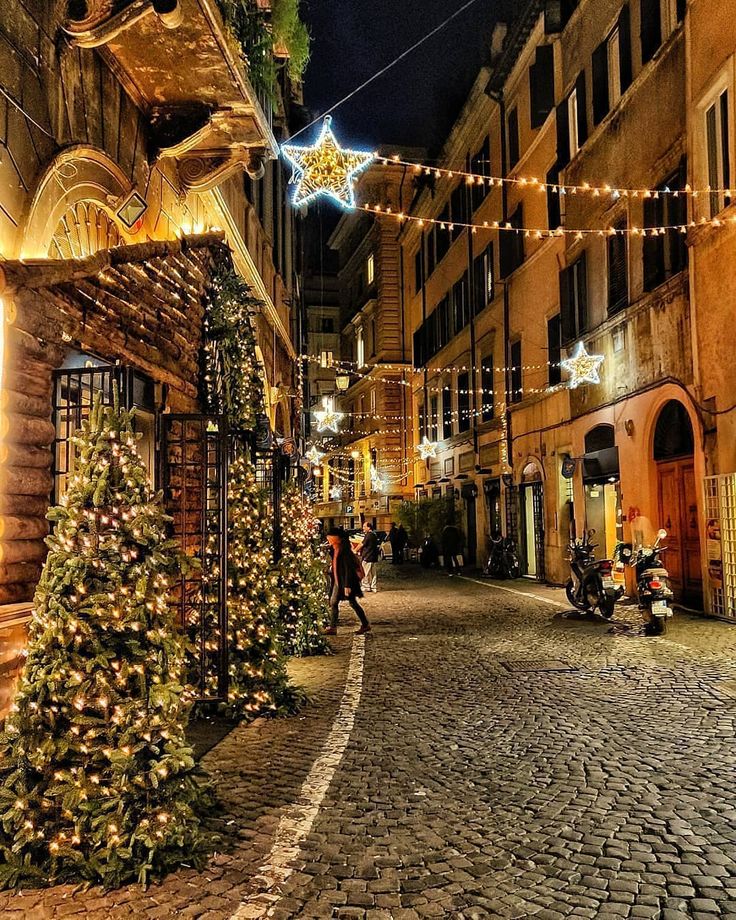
left=313, top=397, right=344, bottom=434
left=370, top=464, right=386, bottom=493
left=417, top=437, right=438, bottom=461
left=329, top=485, right=342, bottom=500
left=281, top=116, right=376, bottom=210
left=305, top=445, right=324, bottom=465
left=561, top=341, right=605, bottom=389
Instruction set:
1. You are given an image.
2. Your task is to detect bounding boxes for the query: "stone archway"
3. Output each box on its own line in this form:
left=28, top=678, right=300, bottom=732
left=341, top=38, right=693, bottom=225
left=21, top=146, right=133, bottom=259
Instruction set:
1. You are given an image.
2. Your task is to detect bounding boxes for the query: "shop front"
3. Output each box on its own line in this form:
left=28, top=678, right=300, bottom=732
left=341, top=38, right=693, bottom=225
left=582, top=424, right=623, bottom=560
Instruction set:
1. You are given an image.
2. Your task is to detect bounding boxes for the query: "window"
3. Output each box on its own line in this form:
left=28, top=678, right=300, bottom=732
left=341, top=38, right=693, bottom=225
left=481, top=355, right=494, bottom=422
left=547, top=166, right=561, bottom=230
left=450, top=183, right=469, bottom=237
left=356, top=327, right=365, bottom=367
left=430, top=395, right=439, bottom=442
left=640, top=0, right=662, bottom=65
left=367, top=253, right=375, bottom=285
left=470, top=137, right=491, bottom=212
left=643, top=161, right=688, bottom=290
left=499, top=205, right=525, bottom=277
left=559, top=253, right=588, bottom=343
left=559, top=72, right=588, bottom=165
left=608, top=221, right=629, bottom=314
left=508, top=107, right=520, bottom=167
left=510, top=341, right=523, bottom=404
left=436, top=205, right=450, bottom=263
left=442, top=385, right=453, bottom=439
left=320, top=317, right=335, bottom=334
left=418, top=400, right=426, bottom=439
left=370, top=387, right=377, bottom=414
left=458, top=371, right=470, bottom=432
left=320, top=350, right=333, bottom=367
left=547, top=315, right=562, bottom=385
left=607, top=28, right=621, bottom=108
left=367, top=316, right=376, bottom=358
left=473, top=243, right=494, bottom=314
left=529, top=44, right=555, bottom=129
left=706, top=89, right=731, bottom=217
left=544, top=0, right=579, bottom=32
left=568, top=87, right=579, bottom=156
left=414, top=247, right=423, bottom=293
left=452, top=273, right=470, bottom=334
left=426, top=230, right=436, bottom=275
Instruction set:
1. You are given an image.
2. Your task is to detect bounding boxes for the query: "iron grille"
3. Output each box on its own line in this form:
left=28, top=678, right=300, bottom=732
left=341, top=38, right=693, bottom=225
left=531, top=481, right=546, bottom=582
left=162, top=415, right=228, bottom=702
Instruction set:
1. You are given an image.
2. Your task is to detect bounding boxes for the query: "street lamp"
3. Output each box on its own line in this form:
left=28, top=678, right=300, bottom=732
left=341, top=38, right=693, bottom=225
left=335, top=372, right=351, bottom=392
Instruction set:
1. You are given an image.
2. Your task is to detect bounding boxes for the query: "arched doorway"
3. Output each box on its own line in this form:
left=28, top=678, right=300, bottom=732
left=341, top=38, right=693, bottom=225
left=654, top=400, right=702, bottom=605
left=583, top=423, right=622, bottom=559
left=520, top=461, right=544, bottom=580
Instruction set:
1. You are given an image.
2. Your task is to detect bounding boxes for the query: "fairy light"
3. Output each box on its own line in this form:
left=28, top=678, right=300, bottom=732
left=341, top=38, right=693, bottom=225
left=561, top=341, right=605, bottom=389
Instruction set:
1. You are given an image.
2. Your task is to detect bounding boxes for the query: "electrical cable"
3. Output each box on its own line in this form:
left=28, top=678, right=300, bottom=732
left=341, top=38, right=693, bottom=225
left=289, top=0, right=484, bottom=143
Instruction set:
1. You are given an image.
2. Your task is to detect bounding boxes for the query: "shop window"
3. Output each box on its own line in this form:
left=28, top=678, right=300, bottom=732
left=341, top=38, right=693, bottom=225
left=607, top=222, right=629, bottom=315
left=559, top=252, right=588, bottom=343
left=53, top=361, right=155, bottom=502
left=705, top=89, right=731, bottom=217
left=458, top=371, right=471, bottom=432
left=547, top=314, right=562, bottom=385
left=644, top=161, right=688, bottom=290
left=510, top=340, right=523, bottom=403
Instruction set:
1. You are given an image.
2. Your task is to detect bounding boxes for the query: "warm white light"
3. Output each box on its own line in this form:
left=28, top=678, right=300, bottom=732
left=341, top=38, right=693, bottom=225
left=313, top=397, right=344, bottom=434
left=561, top=341, right=605, bottom=389
left=417, top=436, right=438, bottom=460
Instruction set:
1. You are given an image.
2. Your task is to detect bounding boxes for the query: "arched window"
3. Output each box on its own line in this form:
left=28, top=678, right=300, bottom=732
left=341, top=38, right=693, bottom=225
left=585, top=423, right=615, bottom=453
left=653, top=400, right=694, bottom=461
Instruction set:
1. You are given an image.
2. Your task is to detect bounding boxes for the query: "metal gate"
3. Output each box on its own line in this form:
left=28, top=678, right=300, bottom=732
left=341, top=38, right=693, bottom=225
left=530, top=481, right=546, bottom=581
left=162, top=415, right=228, bottom=702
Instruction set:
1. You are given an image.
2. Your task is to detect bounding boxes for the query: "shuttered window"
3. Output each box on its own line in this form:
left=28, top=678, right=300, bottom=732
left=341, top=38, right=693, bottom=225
left=706, top=90, right=731, bottom=217
left=508, top=107, right=520, bottom=167
left=547, top=315, right=563, bottom=385
left=499, top=206, right=525, bottom=278
left=530, top=44, right=555, bottom=129
left=414, top=247, right=423, bottom=294
left=640, top=0, right=662, bottom=65
left=470, top=137, right=491, bottom=213
left=643, top=161, right=688, bottom=290
left=608, top=222, right=629, bottom=315
left=481, top=355, right=495, bottom=422
left=442, top=386, right=454, bottom=439
left=559, top=253, right=588, bottom=343
left=547, top=166, right=562, bottom=230
left=473, top=243, right=494, bottom=313
left=510, top=341, right=523, bottom=404
left=458, top=372, right=471, bottom=432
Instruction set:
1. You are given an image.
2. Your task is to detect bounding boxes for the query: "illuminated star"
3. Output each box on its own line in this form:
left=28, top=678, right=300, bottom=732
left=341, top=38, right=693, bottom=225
left=305, top=445, right=324, bottom=465
left=329, top=486, right=342, bottom=500
left=370, top=465, right=385, bottom=492
left=281, top=116, right=376, bottom=210
left=313, top=397, right=344, bottom=434
left=561, top=341, right=605, bottom=389
left=417, top=437, right=438, bottom=460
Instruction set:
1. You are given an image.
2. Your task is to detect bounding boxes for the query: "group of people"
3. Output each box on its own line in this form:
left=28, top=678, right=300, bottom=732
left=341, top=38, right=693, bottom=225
left=323, top=519, right=466, bottom=635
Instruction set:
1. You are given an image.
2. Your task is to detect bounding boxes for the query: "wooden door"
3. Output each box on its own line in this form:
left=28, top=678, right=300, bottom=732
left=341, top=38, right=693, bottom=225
left=657, top=459, right=702, bottom=605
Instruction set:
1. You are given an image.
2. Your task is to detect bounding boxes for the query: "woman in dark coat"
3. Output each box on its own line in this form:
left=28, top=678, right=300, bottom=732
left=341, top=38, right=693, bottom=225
left=324, top=528, right=371, bottom=635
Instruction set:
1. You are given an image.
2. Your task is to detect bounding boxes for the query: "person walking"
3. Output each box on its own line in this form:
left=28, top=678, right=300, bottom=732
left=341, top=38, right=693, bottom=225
left=359, top=521, right=379, bottom=592
left=324, top=527, right=371, bottom=635
left=442, top=522, right=464, bottom=576
left=387, top=523, right=400, bottom=566
left=396, top=525, right=408, bottom=565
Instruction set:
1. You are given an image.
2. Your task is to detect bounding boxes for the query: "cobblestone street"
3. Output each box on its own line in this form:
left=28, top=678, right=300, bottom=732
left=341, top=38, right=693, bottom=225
left=3, top=566, right=736, bottom=919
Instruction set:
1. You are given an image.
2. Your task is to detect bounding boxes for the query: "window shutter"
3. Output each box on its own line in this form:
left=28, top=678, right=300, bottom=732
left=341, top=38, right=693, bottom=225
left=508, top=107, right=520, bottom=166
left=547, top=315, right=562, bottom=385
left=643, top=197, right=663, bottom=291
left=575, top=71, right=588, bottom=144
left=547, top=166, right=562, bottom=229
left=676, top=0, right=686, bottom=20
left=640, top=0, right=661, bottom=65
left=576, top=252, right=588, bottom=334
left=559, top=266, right=574, bottom=342
left=556, top=98, right=571, bottom=166
left=608, top=229, right=628, bottom=313
left=618, top=4, right=633, bottom=91
left=592, top=40, right=610, bottom=125
left=530, top=45, right=555, bottom=128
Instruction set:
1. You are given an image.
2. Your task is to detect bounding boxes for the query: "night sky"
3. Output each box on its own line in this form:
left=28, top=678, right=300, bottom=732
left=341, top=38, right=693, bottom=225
left=300, top=0, right=514, bottom=156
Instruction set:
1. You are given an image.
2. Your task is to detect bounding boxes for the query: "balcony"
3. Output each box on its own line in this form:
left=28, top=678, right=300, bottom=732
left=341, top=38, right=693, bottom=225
left=65, top=0, right=279, bottom=190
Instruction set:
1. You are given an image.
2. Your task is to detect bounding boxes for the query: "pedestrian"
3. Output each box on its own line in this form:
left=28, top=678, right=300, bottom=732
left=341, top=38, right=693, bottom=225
left=323, top=527, right=371, bottom=636
left=441, top=522, right=464, bottom=576
left=387, top=522, right=400, bottom=565
left=359, top=521, right=379, bottom=592
left=396, top=524, right=408, bottom=564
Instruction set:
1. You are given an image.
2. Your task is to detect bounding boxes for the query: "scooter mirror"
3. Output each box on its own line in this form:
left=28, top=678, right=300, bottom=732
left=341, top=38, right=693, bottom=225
left=657, top=529, right=667, bottom=540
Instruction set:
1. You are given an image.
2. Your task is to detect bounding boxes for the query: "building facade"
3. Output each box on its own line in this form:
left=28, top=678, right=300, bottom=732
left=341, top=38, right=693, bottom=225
left=0, top=0, right=304, bottom=712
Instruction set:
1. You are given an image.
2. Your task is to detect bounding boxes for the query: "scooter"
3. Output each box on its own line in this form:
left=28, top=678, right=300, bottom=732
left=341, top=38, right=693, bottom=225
left=483, top=534, right=521, bottom=579
left=565, top=529, right=623, bottom=618
left=615, top=529, right=674, bottom=635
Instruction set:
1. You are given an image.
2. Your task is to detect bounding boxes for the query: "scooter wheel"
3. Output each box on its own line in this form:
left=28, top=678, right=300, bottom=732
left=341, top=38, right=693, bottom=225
left=599, top=594, right=615, bottom=619
left=566, top=579, right=587, bottom=610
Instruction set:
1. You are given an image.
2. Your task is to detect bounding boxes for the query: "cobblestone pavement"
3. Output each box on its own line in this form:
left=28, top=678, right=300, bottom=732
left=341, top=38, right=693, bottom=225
left=2, top=567, right=736, bottom=919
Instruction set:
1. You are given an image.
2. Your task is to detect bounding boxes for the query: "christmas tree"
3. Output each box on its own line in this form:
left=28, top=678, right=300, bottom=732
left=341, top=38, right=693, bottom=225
left=225, top=452, right=297, bottom=714
left=0, top=396, right=209, bottom=889
left=277, top=482, right=331, bottom=656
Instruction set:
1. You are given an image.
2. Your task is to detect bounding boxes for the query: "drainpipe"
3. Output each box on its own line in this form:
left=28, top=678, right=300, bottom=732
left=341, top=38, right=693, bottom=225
left=397, top=165, right=410, bottom=498
left=466, top=167, right=478, bottom=459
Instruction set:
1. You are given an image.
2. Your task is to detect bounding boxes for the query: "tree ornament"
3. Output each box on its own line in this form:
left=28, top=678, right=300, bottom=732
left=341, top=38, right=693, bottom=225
left=417, top=436, right=438, bottom=460
left=281, top=116, right=375, bottom=210
left=561, top=341, right=605, bottom=389
left=313, top=397, right=344, bottom=434
left=0, top=393, right=210, bottom=890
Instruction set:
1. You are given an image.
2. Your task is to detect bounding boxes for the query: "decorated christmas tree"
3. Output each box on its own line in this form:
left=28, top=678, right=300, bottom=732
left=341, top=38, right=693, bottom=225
left=203, top=251, right=301, bottom=715
left=0, top=395, right=208, bottom=890
left=277, top=482, right=331, bottom=656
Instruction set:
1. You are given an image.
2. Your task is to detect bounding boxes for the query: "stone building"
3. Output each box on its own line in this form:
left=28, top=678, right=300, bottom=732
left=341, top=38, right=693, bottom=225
left=0, top=1, right=304, bottom=713
left=313, top=159, right=417, bottom=532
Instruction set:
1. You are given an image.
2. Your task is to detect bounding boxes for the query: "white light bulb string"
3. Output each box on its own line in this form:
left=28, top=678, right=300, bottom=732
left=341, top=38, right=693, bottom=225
left=378, top=154, right=731, bottom=201
left=303, top=353, right=559, bottom=375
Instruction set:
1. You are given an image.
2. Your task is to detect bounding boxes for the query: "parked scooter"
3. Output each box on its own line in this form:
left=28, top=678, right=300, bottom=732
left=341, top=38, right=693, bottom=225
left=483, top=534, right=521, bottom=579
left=565, top=529, right=623, bottom=618
left=614, top=529, right=674, bottom=635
